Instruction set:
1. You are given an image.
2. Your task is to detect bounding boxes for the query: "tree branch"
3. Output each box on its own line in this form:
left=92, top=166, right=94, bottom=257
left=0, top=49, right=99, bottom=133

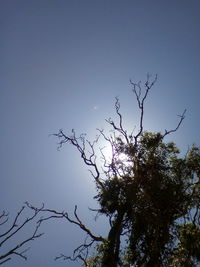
left=130, top=74, right=157, bottom=144
left=0, top=203, right=44, bottom=265
left=162, top=109, right=187, bottom=138
left=106, top=98, right=129, bottom=144
left=53, top=129, right=105, bottom=190
left=33, top=204, right=105, bottom=266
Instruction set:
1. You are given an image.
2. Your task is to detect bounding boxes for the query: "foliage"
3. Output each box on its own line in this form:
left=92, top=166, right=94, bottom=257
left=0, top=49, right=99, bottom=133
left=40, top=75, right=200, bottom=266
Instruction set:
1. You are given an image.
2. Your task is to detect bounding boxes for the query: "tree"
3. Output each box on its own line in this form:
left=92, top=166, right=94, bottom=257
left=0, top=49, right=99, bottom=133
left=39, top=75, right=200, bottom=266
left=0, top=202, right=44, bottom=265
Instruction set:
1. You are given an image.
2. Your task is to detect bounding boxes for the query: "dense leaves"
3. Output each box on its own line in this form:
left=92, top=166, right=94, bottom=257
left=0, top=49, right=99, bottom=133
left=90, top=131, right=200, bottom=266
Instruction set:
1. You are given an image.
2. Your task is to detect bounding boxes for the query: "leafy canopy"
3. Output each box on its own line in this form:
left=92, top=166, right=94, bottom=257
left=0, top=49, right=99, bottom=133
left=40, top=76, right=200, bottom=267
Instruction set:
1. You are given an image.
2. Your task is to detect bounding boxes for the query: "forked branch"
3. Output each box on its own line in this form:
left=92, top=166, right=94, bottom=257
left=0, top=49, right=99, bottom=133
left=106, top=98, right=129, bottom=144
left=33, top=204, right=105, bottom=265
left=162, top=109, right=187, bottom=138
left=130, top=74, right=158, bottom=143
left=0, top=203, right=44, bottom=265
left=53, top=129, right=104, bottom=190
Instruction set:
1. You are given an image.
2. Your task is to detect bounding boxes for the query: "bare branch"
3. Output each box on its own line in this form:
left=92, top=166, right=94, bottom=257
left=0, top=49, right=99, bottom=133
left=0, top=206, right=25, bottom=239
left=0, top=211, right=9, bottom=226
left=53, top=129, right=105, bottom=190
left=162, top=109, right=187, bottom=138
left=35, top=205, right=105, bottom=265
left=0, top=203, right=44, bottom=265
left=130, top=74, right=157, bottom=144
left=55, top=238, right=95, bottom=264
left=106, top=98, right=129, bottom=144
left=38, top=205, right=104, bottom=243
left=0, top=258, right=11, bottom=265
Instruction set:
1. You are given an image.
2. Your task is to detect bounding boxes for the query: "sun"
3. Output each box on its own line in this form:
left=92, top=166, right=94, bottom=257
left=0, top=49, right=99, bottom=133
left=99, top=143, right=131, bottom=168
left=117, top=152, right=130, bottom=165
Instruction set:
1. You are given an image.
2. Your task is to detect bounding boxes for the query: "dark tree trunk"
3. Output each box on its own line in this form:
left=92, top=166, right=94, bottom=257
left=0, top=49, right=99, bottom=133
left=101, top=209, right=125, bottom=267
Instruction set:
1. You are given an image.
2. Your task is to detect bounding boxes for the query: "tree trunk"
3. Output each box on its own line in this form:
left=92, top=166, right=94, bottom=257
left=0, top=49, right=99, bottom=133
left=101, top=209, right=124, bottom=267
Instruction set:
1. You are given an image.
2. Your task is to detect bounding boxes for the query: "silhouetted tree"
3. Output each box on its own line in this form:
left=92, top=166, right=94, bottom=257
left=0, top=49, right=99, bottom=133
left=0, top=202, right=44, bottom=265
left=40, top=75, right=200, bottom=266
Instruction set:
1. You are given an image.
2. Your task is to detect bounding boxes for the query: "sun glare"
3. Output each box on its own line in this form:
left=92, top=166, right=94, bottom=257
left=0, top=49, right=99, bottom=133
left=100, top=144, right=113, bottom=162
left=100, top=143, right=131, bottom=168
left=118, top=152, right=130, bottom=165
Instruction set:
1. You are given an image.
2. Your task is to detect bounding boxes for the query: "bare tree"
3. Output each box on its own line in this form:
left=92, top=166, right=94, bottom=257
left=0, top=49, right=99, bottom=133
left=0, top=202, right=44, bottom=265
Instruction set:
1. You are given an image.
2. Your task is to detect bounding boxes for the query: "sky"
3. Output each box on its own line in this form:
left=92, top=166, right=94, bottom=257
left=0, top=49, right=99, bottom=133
left=0, top=0, right=200, bottom=266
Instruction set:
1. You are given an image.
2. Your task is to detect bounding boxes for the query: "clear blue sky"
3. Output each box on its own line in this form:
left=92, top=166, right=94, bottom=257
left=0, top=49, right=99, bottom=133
left=1, top=1, right=200, bottom=266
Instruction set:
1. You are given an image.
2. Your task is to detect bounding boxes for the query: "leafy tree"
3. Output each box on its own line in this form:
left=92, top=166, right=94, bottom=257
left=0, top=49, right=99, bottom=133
left=40, top=75, right=200, bottom=266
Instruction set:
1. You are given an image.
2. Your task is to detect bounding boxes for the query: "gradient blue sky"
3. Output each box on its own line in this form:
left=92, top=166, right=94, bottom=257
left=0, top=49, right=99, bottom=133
left=1, top=1, right=200, bottom=266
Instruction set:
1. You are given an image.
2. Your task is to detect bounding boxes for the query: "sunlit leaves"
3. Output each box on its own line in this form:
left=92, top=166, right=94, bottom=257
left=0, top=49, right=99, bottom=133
left=95, top=131, right=200, bottom=266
